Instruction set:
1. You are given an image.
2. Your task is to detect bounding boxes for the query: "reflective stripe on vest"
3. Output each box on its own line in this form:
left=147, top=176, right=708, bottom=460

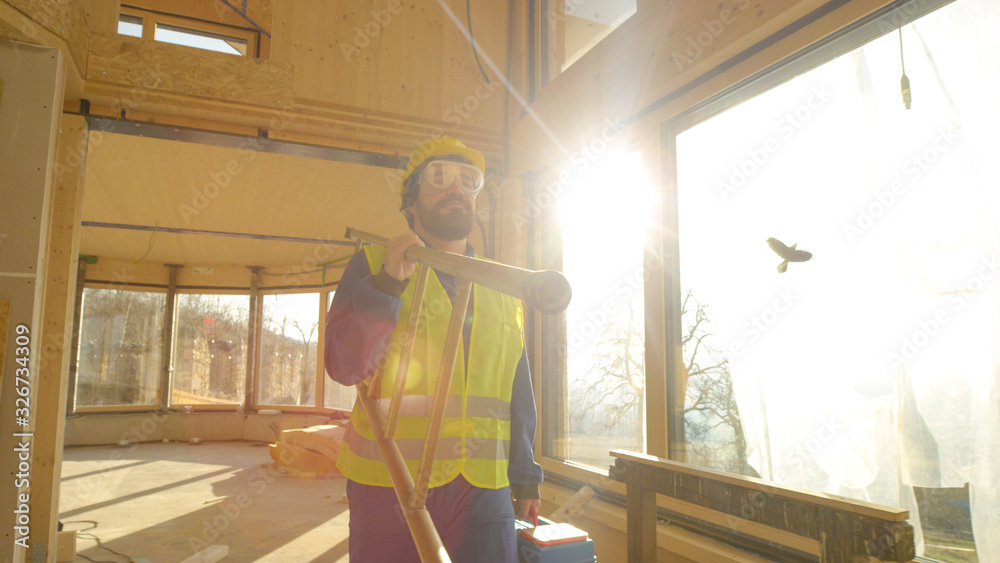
left=345, top=430, right=510, bottom=461
left=335, top=245, right=523, bottom=490
left=374, top=395, right=512, bottom=420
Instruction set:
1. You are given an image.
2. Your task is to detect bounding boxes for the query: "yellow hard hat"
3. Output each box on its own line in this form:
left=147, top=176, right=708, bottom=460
left=400, top=136, right=486, bottom=195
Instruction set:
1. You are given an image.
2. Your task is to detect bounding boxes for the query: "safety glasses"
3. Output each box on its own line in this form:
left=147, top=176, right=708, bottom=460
left=420, top=160, right=485, bottom=196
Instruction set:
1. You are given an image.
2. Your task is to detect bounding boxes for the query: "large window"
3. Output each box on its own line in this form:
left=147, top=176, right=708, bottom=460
left=257, top=293, right=319, bottom=407
left=543, top=148, right=654, bottom=469
left=172, top=293, right=248, bottom=405
left=76, top=288, right=164, bottom=407
left=671, top=0, right=998, bottom=560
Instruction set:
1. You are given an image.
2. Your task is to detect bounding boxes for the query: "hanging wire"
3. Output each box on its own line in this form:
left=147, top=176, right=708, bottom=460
left=131, top=223, right=159, bottom=265
left=899, top=27, right=912, bottom=110
left=466, top=0, right=492, bottom=84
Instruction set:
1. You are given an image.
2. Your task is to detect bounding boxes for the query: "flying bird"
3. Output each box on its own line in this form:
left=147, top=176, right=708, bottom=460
left=767, top=237, right=812, bottom=273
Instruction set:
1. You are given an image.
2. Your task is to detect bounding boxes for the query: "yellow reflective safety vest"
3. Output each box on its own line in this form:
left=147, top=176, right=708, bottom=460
left=336, top=245, right=524, bottom=489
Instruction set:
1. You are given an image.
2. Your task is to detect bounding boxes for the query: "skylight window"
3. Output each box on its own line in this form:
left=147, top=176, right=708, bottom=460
left=117, top=8, right=256, bottom=57
left=154, top=23, right=247, bottom=56
left=117, top=14, right=142, bottom=38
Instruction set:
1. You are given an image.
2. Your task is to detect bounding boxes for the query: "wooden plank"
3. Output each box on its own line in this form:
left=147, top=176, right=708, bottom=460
left=179, top=544, right=228, bottom=563
left=549, top=485, right=595, bottom=521
left=82, top=0, right=119, bottom=34
left=626, top=464, right=658, bottom=563
left=30, top=113, right=88, bottom=562
left=656, top=492, right=818, bottom=556
left=86, top=33, right=293, bottom=108
left=541, top=480, right=778, bottom=563
left=612, top=450, right=908, bottom=522
left=610, top=452, right=915, bottom=562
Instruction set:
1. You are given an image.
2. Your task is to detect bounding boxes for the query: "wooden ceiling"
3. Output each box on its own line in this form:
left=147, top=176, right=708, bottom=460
left=80, top=130, right=408, bottom=270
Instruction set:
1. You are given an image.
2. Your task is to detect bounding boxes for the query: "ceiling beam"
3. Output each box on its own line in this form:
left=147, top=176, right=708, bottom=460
left=79, top=113, right=408, bottom=169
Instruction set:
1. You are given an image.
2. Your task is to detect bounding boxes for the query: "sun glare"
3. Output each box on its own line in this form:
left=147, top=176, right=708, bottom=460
left=558, top=148, right=654, bottom=465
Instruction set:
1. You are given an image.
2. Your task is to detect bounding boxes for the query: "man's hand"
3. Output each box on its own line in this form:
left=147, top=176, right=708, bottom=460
left=384, top=234, right=424, bottom=281
left=514, top=498, right=540, bottom=523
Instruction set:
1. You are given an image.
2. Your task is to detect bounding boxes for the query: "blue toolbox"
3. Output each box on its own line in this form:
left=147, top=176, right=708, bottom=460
left=515, top=516, right=596, bottom=563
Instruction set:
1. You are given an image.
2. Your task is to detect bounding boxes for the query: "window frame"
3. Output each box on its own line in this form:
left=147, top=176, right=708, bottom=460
left=532, top=0, right=958, bottom=489
left=118, top=5, right=262, bottom=58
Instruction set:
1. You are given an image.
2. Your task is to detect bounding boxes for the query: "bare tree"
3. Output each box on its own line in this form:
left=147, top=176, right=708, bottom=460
left=570, top=290, right=752, bottom=475
left=572, top=302, right=645, bottom=432
left=288, top=316, right=318, bottom=405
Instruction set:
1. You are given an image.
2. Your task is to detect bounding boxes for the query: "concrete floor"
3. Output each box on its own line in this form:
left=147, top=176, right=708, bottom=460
left=59, top=441, right=350, bottom=562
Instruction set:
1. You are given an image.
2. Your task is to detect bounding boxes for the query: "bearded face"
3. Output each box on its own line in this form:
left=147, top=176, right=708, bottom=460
left=413, top=191, right=474, bottom=241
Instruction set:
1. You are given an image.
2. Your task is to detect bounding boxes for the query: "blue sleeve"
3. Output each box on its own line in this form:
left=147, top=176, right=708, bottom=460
left=324, top=251, right=402, bottom=386
left=507, top=344, right=544, bottom=498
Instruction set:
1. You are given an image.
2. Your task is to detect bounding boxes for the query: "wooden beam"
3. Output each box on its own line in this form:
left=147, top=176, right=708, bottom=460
left=625, top=463, right=658, bottom=562
left=314, top=291, right=326, bottom=408
left=30, top=110, right=87, bottom=563
left=609, top=450, right=915, bottom=562
left=245, top=266, right=261, bottom=410
left=65, top=258, right=85, bottom=415
left=158, top=264, right=179, bottom=410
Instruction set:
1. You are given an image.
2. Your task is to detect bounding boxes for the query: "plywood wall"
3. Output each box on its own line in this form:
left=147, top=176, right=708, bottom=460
left=271, top=0, right=510, bottom=131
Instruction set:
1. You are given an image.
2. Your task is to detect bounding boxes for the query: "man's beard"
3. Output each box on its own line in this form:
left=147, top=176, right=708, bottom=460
left=415, top=195, right=474, bottom=241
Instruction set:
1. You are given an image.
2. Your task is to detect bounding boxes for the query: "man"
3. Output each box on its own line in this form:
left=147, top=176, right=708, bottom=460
left=325, top=136, right=543, bottom=562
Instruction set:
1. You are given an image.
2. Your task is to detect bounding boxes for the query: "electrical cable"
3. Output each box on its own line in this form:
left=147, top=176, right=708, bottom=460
left=61, top=520, right=135, bottom=563
left=466, top=0, right=492, bottom=84
left=496, top=0, right=515, bottom=260
left=75, top=554, right=119, bottom=563
left=131, top=223, right=158, bottom=265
